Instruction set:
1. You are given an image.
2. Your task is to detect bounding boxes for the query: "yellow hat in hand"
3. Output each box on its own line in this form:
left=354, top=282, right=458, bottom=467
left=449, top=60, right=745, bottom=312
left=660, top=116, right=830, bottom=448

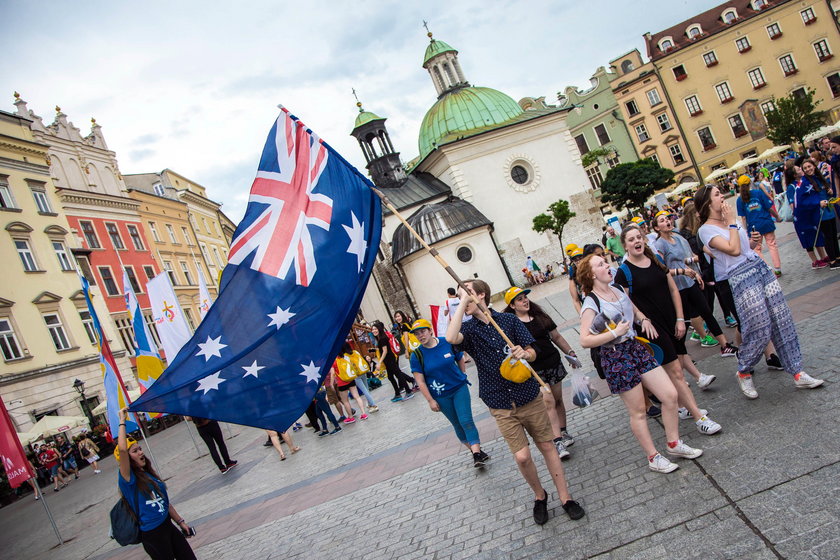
left=500, top=356, right=532, bottom=383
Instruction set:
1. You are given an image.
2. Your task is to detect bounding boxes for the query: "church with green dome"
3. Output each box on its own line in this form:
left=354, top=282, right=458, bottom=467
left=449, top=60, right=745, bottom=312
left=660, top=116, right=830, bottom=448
left=352, top=30, right=606, bottom=322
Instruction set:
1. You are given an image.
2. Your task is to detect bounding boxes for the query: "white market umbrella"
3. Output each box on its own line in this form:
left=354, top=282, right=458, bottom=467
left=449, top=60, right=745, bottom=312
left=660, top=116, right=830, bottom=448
left=757, top=145, right=790, bottom=160
left=704, top=168, right=732, bottom=181
left=804, top=125, right=840, bottom=143
left=730, top=156, right=760, bottom=170
left=90, top=389, right=142, bottom=416
left=28, top=415, right=90, bottom=439
left=16, top=431, right=37, bottom=446
left=670, top=182, right=700, bottom=196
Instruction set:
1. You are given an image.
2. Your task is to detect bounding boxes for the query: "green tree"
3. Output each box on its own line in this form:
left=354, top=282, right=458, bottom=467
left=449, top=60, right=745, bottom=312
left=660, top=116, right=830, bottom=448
left=765, top=88, right=828, bottom=148
left=532, top=199, right=576, bottom=254
left=599, top=158, right=675, bottom=213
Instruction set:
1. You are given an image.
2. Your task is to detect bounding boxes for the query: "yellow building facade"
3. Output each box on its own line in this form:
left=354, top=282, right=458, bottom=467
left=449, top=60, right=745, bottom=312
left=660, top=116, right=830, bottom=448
left=0, top=108, right=129, bottom=432
left=610, top=49, right=701, bottom=184
left=646, top=0, right=840, bottom=177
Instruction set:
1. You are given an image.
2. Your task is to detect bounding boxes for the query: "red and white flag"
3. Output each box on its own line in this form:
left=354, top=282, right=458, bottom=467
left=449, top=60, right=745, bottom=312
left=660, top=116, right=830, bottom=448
left=0, top=398, right=34, bottom=488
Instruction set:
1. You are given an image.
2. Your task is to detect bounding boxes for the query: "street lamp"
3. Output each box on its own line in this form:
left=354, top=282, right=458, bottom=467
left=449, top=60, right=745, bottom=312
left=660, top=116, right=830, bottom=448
left=72, top=378, right=94, bottom=427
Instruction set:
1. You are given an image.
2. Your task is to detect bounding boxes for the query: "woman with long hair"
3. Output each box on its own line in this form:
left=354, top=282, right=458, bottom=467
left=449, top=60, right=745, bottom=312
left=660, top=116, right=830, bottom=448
left=578, top=254, right=703, bottom=473
left=695, top=185, right=824, bottom=399
left=736, top=176, right=782, bottom=275
left=503, top=287, right=579, bottom=459
left=787, top=164, right=829, bottom=268
left=616, top=225, right=722, bottom=434
left=371, top=321, right=415, bottom=402
left=801, top=158, right=839, bottom=269
left=117, top=408, right=196, bottom=559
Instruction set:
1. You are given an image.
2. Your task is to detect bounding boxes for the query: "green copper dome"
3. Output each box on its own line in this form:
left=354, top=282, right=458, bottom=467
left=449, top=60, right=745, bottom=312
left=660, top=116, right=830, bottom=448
left=354, top=110, right=384, bottom=129
left=423, top=39, right=457, bottom=66
left=418, top=86, right=524, bottom=158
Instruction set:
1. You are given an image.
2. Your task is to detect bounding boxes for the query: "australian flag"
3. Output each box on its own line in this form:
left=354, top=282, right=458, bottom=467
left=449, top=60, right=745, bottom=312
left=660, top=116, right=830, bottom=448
left=129, top=107, right=381, bottom=431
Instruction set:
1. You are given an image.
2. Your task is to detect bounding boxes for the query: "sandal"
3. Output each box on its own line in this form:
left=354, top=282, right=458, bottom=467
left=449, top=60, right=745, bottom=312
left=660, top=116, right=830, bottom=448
left=280, top=455, right=286, bottom=461
left=291, top=447, right=301, bottom=454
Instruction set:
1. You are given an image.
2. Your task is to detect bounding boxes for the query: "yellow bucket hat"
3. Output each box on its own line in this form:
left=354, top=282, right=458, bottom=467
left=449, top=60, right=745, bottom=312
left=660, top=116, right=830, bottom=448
left=737, top=174, right=751, bottom=186
left=499, top=356, right=532, bottom=383
left=564, top=243, right=579, bottom=256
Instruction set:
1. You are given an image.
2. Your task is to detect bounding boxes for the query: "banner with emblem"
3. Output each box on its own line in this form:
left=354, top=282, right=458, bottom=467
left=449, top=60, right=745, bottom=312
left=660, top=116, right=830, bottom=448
left=146, top=274, right=192, bottom=363
left=197, top=270, right=214, bottom=320
left=0, top=398, right=34, bottom=488
left=130, top=107, right=381, bottom=431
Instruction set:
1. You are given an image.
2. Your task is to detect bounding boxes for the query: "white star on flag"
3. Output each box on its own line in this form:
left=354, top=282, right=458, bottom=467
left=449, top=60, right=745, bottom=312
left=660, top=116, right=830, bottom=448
left=299, top=361, right=321, bottom=383
left=267, top=306, right=296, bottom=330
left=196, top=336, right=227, bottom=361
left=242, top=360, right=265, bottom=379
left=195, top=371, right=226, bottom=394
left=342, top=211, right=367, bottom=272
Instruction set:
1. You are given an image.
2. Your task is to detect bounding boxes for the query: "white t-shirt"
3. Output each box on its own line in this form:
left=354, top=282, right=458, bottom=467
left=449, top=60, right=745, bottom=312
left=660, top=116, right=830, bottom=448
left=580, top=286, right=636, bottom=346
left=698, top=223, right=758, bottom=281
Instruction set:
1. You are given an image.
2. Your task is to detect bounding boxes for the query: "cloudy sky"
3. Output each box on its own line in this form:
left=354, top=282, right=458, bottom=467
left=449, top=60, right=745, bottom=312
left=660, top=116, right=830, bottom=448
left=3, top=0, right=722, bottom=223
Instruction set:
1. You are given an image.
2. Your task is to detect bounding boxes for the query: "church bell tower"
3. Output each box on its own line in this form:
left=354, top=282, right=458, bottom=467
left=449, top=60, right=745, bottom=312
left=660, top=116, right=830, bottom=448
left=349, top=93, right=406, bottom=188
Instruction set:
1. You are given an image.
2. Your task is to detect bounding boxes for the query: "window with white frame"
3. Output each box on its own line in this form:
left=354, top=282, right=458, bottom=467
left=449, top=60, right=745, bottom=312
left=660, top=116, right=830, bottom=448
left=594, top=124, right=611, bottom=145
left=181, top=226, right=193, bottom=246
left=144, top=311, right=161, bottom=347
left=779, top=54, right=797, bottom=75
left=827, top=73, right=840, bottom=98
left=124, top=266, right=142, bottom=294
left=143, top=265, right=156, bottom=281
left=659, top=38, right=673, bottom=52
left=148, top=222, right=161, bottom=242
left=180, top=262, right=194, bottom=285
left=0, top=317, right=24, bottom=361
left=657, top=113, right=672, bottom=132
left=748, top=68, right=766, bottom=88
left=31, top=186, right=53, bottom=214
left=669, top=144, right=686, bottom=165
left=606, top=154, right=621, bottom=168
left=165, top=224, right=178, bottom=243
left=574, top=134, right=590, bottom=155
left=127, top=224, right=145, bottom=251
left=98, top=266, right=121, bottom=296
left=766, top=22, right=782, bottom=39
left=648, top=153, right=660, bottom=165
left=43, top=313, right=71, bottom=351
left=115, top=316, right=136, bottom=355
left=153, top=183, right=166, bottom=197
left=687, top=25, right=702, bottom=39
left=722, top=9, right=738, bottom=23
left=752, top=0, right=767, bottom=9
left=715, top=82, right=734, bottom=102
left=52, top=241, right=73, bottom=271
left=14, top=239, right=38, bottom=271
left=79, top=220, right=100, bottom=249
left=78, top=310, right=96, bottom=344
left=625, top=100, right=640, bottom=116
left=697, top=127, right=716, bottom=150
left=728, top=114, right=748, bottom=137
left=163, top=261, right=178, bottom=285
left=200, top=243, right=211, bottom=267
left=647, top=89, right=662, bottom=106
left=0, top=176, right=16, bottom=209
left=791, top=87, right=807, bottom=101
left=673, top=65, right=687, bottom=80
left=184, top=308, right=196, bottom=330
left=801, top=7, right=816, bottom=24
left=703, top=51, right=718, bottom=66
left=635, top=124, right=650, bottom=142
left=685, top=96, right=702, bottom=116
left=736, top=36, right=751, bottom=53
left=585, top=166, right=603, bottom=189
left=201, top=217, right=208, bottom=233
left=105, top=222, right=124, bottom=249
left=814, top=39, right=832, bottom=61
left=212, top=247, right=224, bottom=268
left=75, top=255, right=96, bottom=285
left=760, top=100, right=776, bottom=115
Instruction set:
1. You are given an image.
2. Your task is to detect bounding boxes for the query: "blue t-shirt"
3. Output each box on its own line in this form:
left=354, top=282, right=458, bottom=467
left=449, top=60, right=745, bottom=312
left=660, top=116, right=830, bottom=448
left=118, top=469, right=169, bottom=532
left=409, top=338, right=467, bottom=398
left=736, top=189, right=776, bottom=235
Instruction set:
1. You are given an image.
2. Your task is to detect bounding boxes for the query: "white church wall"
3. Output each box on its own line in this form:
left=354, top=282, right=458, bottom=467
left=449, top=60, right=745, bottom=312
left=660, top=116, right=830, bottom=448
left=359, top=277, right=392, bottom=324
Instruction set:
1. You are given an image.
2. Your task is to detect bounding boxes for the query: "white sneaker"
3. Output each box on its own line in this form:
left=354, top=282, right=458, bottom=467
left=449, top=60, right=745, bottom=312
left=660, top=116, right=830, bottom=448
left=648, top=453, right=679, bottom=473
left=678, top=407, right=707, bottom=420
left=666, top=440, right=703, bottom=459
left=697, top=373, right=716, bottom=389
left=736, top=373, right=758, bottom=399
left=794, top=372, right=824, bottom=389
left=94, top=470, right=101, bottom=474
left=554, top=439, right=570, bottom=460
left=695, top=416, right=721, bottom=435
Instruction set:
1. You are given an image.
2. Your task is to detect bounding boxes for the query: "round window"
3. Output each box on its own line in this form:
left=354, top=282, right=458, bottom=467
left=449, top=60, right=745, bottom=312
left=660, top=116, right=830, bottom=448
left=456, top=246, right=473, bottom=263
left=511, top=165, right=529, bottom=185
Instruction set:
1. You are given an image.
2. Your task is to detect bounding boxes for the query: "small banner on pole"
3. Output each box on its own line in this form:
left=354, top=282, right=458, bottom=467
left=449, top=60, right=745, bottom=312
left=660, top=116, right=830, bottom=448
left=0, top=399, right=35, bottom=488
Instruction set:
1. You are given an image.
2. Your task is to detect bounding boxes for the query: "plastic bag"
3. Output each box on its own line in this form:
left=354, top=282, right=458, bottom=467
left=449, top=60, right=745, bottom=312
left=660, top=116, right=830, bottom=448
left=571, top=370, right=599, bottom=407
left=775, top=193, right=792, bottom=222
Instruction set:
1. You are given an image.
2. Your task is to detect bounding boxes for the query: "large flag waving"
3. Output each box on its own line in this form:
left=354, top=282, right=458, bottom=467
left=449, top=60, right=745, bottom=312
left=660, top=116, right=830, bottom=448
left=123, top=270, right=165, bottom=393
left=80, top=275, right=138, bottom=434
left=130, top=107, right=382, bottom=431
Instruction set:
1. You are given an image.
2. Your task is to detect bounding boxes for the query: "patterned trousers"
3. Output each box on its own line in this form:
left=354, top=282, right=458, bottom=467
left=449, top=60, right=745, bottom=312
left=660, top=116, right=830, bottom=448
left=729, top=258, right=802, bottom=375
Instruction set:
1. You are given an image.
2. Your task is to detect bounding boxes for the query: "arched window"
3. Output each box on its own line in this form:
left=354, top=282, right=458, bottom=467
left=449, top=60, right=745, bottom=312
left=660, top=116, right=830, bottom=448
left=722, top=8, right=738, bottom=23
left=751, top=0, right=767, bottom=10
left=687, top=25, right=702, bottom=39
left=442, top=62, right=456, bottom=86
left=659, top=38, right=674, bottom=52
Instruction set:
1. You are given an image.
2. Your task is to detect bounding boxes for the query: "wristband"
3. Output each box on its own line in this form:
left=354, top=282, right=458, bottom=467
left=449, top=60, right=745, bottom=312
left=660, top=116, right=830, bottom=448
left=119, top=423, right=126, bottom=427
left=676, top=317, right=684, bottom=321
left=728, top=224, right=738, bottom=229
left=175, top=518, right=185, bottom=524
left=607, top=326, right=618, bottom=339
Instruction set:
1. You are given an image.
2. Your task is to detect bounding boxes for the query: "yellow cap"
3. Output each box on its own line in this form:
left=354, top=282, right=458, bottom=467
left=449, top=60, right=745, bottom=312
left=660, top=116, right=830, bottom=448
left=681, top=196, right=692, bottom=207
left=569, top=247, right=584, bottom=257
left=503, top=286, right=531, bottom=306
left=737, top=174, right=751, bottom=186
left=654, top=210, right=670, bottom=220
left=564, top=243, right=579, bottom=256
left=113, top=438, right=137, bottom=461
left=631, top=216, right=647, bottom=225
left=409, top=319, right=433, bottom=332
left=499, top=356, right=532, bottom=383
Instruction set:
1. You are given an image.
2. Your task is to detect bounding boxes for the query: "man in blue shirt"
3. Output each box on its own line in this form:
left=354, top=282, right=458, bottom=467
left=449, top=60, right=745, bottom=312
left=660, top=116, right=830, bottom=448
left=446, top=279, right=584, bottom=525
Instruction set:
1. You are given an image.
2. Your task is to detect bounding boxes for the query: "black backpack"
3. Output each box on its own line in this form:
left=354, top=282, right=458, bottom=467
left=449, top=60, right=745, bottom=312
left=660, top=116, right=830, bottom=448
left=109, top=485, right=141, bottom=546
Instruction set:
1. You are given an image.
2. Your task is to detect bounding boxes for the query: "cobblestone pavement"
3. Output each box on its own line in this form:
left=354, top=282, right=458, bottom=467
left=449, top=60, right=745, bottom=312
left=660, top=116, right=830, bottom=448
left=1, top=222, right=838, bottom=560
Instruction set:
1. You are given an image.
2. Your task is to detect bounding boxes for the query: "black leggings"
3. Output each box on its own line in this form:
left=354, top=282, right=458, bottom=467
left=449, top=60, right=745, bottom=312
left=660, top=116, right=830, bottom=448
left=679, top=284, right=723, bottom=337
left=715, top=280, right=740, bottom=332
left=303, top=401, right=320, bottom=431
left=818, top=218, right=839, bottom=262
left=196, top=422, right=231, bottom=470
left=383, top=358, right=413, bottom=397
left=141, top=520, right=196, bottom=560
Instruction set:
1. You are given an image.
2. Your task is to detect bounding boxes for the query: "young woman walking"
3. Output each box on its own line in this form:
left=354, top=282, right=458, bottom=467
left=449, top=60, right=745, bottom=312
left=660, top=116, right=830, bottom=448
left=409, top=319, right=490, bottom=468
left=616, top=225, right=722, bottom=435
left=116, top=408, right=196, bottom=559
left=695, top=185, right=825, bottom=398
left=503, top=287, right=579, bottom=459
left=372, top=321, right=415, bottom=402
left=788, top=165, right=829, bottom=268
left=578, top=254, right=703, bottom=473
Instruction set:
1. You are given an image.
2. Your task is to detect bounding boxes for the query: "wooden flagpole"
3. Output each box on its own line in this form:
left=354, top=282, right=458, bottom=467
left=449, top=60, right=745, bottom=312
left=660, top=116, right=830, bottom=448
left=370, top=187, right=549, bottom=390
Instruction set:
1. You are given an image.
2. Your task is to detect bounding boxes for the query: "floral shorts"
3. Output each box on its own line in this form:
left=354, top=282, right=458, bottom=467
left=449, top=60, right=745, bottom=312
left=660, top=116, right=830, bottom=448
left=600, top=338, right=660, bottom=394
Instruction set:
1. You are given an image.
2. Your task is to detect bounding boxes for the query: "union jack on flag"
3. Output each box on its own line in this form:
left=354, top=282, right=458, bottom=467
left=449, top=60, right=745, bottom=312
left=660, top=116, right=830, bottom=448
left=130, top=107, right=382, bottom=431
left=227, top=107, right=333, bottom=287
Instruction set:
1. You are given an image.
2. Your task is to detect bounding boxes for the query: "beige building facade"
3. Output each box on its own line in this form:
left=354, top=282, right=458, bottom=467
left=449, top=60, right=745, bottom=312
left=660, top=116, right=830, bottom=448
left=645, top=0, right=840, bottom=177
